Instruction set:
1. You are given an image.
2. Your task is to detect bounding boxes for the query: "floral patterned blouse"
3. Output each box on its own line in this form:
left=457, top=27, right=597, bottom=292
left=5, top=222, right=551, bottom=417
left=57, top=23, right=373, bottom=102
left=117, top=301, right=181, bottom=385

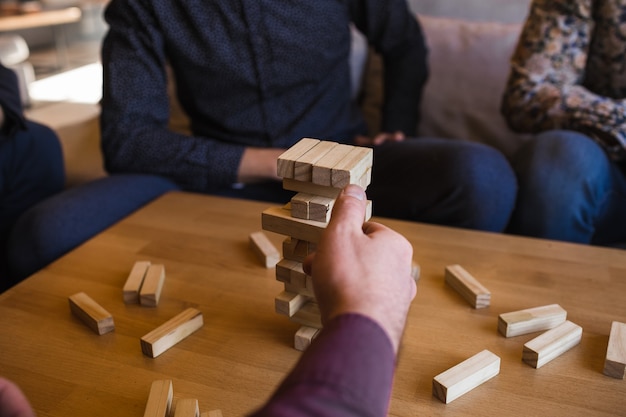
left=501, top=0, right=626, bottom=160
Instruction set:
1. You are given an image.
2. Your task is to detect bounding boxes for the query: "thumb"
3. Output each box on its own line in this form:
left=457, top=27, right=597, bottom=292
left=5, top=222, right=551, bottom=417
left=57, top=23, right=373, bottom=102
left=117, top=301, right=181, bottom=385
left=325, top=185, right=367, bottom=236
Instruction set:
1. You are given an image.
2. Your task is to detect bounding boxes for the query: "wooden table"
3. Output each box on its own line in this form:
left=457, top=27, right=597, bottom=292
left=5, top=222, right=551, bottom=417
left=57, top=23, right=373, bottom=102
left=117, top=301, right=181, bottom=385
left=0, top=192, right=624, bottom=416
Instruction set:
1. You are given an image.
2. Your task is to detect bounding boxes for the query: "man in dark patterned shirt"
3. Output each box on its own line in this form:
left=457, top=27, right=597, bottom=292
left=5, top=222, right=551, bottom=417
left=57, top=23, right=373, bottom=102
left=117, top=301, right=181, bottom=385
left=502, top=0, right=626, bottom=245
left=100, top=0, right=517, bottom=232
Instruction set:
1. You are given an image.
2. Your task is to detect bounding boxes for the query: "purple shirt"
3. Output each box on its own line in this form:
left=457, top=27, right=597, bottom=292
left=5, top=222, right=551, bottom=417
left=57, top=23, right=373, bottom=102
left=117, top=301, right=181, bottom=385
left=251, top=314, right=395, bottom=417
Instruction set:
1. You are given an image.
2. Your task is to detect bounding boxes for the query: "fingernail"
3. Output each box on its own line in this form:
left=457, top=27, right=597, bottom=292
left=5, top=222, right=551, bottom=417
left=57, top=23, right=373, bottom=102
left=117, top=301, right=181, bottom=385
left=343, top=185, right=365, bottom=201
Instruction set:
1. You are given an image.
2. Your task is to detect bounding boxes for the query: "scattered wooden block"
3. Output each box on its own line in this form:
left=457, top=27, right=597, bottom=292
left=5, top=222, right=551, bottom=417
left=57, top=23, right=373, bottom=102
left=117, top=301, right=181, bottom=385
left=249, top=231, right=280, bottom=268
left=68, top=292, right=115, bottom=335
left=432, top=349, right=500, bottom=404
left=139, top=264, right=166, bottom=307
left=123, top=260, right=151, bottom=304
left=174, top=398, right=199, bottom=417
left=331, top=146, right=373, bottom=188
left=294, top=141, right=338, bottom=182
left=498, top=304, right=567, bottom=338
left=604, top=321, right=626, bottom=379
left=143, top=379, right=173, bottom=417
left=523, top=320, right=582, bottom=368
left=290, top=301, right=322, bottom=329
left=275, top=291, right=309, bottom=317
left=311, top=143, right=355, bottom=186
left=277, top=138, right=320, bottom=178
left=444, top=264, right=490, bottom=308
left=141, top=308, right=204, bottom=358
left=294, top=326, right=320, bottom=351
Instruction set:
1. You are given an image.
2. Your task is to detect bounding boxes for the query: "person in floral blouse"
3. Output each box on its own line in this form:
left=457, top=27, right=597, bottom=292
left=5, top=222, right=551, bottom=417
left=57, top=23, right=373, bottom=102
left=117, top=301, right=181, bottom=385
left=502, top=0, right=626, bottom=245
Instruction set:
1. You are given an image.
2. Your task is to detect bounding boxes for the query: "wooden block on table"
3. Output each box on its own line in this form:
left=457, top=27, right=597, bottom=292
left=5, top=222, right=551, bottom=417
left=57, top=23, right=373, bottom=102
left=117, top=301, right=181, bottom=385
left=294, top=141, right=338, bottom=182
left=283, top=237, right=316, bottom=263
left=432, top=349, right=500, bottom=404
left=139, top=264, right=166, bottom=307
left=294, top=325, right=320, bottom=351
left=604, top=321, right=626, bottom=379
left=498, top=304, right=567, bottom=338
left=68, top=292, right=115, bottom=335
left=290, top=301, right=322, bottom=329
left=331, top=146, right=373, bottom=188
left=140, top=308, right=204, bottom=358
left=249, top=231, right=280, bottom=268
left=174, top=398, right=199, bottom=417
left=277, top=138, right=320, bottom=178
left=123, top=260, right=151, bottom=304
left=275, top=290, right=309, bottom=317
left=522, top=320, right=582, bottom=368
left=143, top=379, right=173, bottom=417
left=311, top=143, right=355, bottom=186
left=444, top=264, right=490, bottom=309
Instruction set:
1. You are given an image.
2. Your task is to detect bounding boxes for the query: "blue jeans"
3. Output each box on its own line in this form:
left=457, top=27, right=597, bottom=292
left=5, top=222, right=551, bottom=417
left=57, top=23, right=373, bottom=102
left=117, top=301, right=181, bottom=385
left=508, top=130, right=626, bottom=245
left=218, top=138, right=518, bottom=232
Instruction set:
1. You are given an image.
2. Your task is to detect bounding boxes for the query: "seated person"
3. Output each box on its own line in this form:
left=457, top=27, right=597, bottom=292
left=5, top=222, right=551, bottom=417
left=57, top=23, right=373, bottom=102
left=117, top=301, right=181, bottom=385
left=100, top=0, right=517, bottom=233
left=0, top=62, right=64, bottom=290
left=0, top=185, right=417, bottom=417
left=501, top=0, right=626, bottom=245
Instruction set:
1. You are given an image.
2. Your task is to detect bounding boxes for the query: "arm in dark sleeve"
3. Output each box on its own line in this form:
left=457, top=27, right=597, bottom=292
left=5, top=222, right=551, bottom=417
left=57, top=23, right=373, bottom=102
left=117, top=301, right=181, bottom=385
left=0, top=63, right=26, bottom=137
left=350, top=0, right=428, bottom=136
left=100, top=1, right=246, bottom=192
left=250, top=314, right=396, bottom=417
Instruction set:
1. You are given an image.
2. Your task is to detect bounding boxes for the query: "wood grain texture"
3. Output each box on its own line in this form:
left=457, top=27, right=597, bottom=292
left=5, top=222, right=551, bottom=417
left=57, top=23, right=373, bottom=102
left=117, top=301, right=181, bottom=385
left=604, top=321, right=626, bottom=379
left=143, top=379, right=172, bottom=417
left=68, top=292, right=115, bottom=335
left=140, top=308, right=204, bottom=358
left=498, top=304, right=567, bottom=337
left=522, top=320, right=583, bottom=369
left=1, top=192, right=625, bottom=416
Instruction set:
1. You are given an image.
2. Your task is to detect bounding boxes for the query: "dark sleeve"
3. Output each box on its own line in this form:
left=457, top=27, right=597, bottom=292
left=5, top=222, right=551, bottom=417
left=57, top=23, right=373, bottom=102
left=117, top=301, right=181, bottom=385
left=0, top=63, right=26, bottom=138
left=250, top=314, right=396, bottom=417
left=100, top=0, right=245, bottom=192
left=350, top=0, right=428, bottom=136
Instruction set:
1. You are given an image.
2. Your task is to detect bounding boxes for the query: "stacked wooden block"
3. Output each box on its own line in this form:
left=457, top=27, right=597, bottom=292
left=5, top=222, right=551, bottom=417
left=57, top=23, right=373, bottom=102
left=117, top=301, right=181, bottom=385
left=261, top=138, right=373, bottom=350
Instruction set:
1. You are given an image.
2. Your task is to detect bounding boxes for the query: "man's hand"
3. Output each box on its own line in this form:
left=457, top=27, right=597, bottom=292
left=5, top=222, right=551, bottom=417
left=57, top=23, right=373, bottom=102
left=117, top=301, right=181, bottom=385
left=303, top=185, right=416, bottom=353
left=354, top=131, right=405, bottom=146
left=0, top=377, right=35, bottom=417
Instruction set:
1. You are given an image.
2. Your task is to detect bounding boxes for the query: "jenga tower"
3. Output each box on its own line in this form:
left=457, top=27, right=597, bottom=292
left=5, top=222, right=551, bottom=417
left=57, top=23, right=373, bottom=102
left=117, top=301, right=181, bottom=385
left=261, top=138, right=373, bottom=350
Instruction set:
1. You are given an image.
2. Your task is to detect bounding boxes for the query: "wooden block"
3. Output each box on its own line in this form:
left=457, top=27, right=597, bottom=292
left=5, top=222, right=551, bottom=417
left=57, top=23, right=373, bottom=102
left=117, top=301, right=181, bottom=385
left=294, top=325, right=320, bottom=351
left=283, top=178, right=342, bottom=199
left=143, top=379, right=173, bottom=417
left=290, top=301, right=322, bottom=329
left=444, top=264, right=490, bottom=308
left=275, top=290, right=309, bottom=317
left=294, top=141, right=338, bottom=182
left=174, top=398, right=199, bottom=417
left=262, top=205, right=326, bottom=243
left=432, top=349, right=500, bottom=404
left=284, top=281, right=315, bottom=298
left=123, top=260, right=151, bottom=304
left=282, top=237, right=316, bottom=263
left=523, top=320, right=582, bottom=368
left=290, top=193, right=310, bottom=220
left=68, top=292, right=115, bottom=335
left=140, top=308, right=204, bottom=358
left=139, top=264, right=166, bottom=307
left=412, top=262, right=421, bottom=281
left=249, top=231, right=280, bottom=268
left=275, top=258, right=300, bottom=284
left=331, top=147, right=373, bottom=188
left=604, top=321, right=626, bottom=379
left=308, top=195, right=334, bottom=222
left=498, top=304, right=567, bottom=337
left=277, top=138, right=320, bottom=178
left=311, top=143, right=355, bottom=186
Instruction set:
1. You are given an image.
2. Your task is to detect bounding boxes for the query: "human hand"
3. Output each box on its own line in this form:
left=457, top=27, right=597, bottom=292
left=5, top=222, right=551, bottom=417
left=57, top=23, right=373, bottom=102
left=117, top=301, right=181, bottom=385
left=353, top=131, right=405, bottom=146
left=303, top=185, right=416, bottom=353
left=0, top=377, right=35, bottom=417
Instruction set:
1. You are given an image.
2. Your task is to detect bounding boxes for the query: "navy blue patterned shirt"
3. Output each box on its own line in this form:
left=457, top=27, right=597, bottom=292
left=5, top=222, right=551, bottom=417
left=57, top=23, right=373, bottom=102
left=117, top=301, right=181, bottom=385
left=101, top=0, right=427, bottom=191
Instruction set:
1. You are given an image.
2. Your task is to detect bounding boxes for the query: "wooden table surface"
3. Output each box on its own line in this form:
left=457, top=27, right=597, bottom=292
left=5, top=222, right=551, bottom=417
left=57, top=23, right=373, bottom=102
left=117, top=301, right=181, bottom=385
left=1, top=191, right=625, bottom=416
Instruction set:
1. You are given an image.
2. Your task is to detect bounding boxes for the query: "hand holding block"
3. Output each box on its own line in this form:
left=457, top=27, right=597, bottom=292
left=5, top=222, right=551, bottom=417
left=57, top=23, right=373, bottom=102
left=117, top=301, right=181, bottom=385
left=604, top=321, right=626, bottom=379
left=498, top=304, right=567, bottom=337
left=143, top=379, right=173, bottom=417
left=523, top=320, right=582, bottom=368
left=432, top=349, right=500, bottom=404
left=69, top=292, right=114, bottom=335
left=445, top=264, right=490, bottom=308
left=141, top=308, right=203, bottom=358
left=124, top=260, right=151, bottom=304
left=249, top=231, right=280, bottom=268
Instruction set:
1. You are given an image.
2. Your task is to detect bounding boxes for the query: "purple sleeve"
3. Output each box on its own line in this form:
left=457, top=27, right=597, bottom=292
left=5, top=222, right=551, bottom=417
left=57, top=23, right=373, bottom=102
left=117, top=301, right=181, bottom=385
left=250, top=313, right=396, bottom=417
